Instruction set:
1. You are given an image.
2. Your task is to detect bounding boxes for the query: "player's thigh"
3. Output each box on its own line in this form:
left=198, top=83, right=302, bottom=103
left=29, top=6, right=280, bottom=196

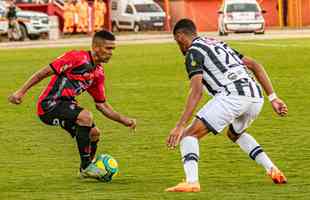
left=39, top=101, right=84, bottom=135
left=230, top=101, right=264, bottom=135
left=183, top=118, right=209, bottom=140
left=196, top=95, right=244, bottom=135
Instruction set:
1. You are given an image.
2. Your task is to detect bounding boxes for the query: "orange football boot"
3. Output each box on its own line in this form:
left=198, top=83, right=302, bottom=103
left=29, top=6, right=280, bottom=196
left=165, top=181, right=201, bottom=192
left=268, top=167, right=287, bottom=184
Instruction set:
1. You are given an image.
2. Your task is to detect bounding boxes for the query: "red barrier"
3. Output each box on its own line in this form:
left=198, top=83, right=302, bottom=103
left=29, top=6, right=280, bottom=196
left=300, top=0, right=310, bottom=26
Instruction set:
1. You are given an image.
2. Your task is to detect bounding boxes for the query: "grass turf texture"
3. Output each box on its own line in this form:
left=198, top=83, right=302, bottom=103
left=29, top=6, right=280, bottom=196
left=0, top=38, right=309, bottom=199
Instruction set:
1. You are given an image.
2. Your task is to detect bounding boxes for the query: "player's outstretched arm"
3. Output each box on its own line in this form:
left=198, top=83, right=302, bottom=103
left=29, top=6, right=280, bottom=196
left=242, top=56, right=288, bottom=116
left=8, top=66, right=54, bottom=105
left=95, top=102, right=136, bottom=130
left=166, top=74, right=204, bottom=149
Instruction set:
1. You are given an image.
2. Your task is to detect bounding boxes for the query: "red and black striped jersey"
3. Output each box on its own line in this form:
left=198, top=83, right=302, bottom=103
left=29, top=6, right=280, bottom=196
left=37, top=50, right=106, bottom=115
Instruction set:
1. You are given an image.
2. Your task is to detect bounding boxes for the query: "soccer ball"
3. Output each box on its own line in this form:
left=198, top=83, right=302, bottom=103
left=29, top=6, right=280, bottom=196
left=94, top=154, right=119, bottom=182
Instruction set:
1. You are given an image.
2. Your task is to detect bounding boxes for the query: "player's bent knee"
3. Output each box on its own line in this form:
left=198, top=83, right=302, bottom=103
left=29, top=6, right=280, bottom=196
left=90, top=127, right=101, bottom=141
left=183, top=132, right=200, bottom=141
left=227, top=125, right=241, bottom=142
left=227, top=130, right=238, bottom=142
left=182, top=118, right=209, bottom=140
left=77, top=110, right=93, bottom=126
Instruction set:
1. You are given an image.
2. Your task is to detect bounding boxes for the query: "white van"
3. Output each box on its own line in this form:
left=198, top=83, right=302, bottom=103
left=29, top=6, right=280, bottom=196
left=218, top=0, right=266, bottom=35
left=111, top=0, right=165, bottom=32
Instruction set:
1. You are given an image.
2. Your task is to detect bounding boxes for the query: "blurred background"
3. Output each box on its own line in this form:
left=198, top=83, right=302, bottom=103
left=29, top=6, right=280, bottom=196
left=0, top=0, right=309, bottom=41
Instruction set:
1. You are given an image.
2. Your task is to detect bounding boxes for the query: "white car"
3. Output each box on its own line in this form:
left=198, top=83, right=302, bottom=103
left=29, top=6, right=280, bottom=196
left=218, top=0, right=266, bottom=35
left=0, top=1, right=49, bottom=40
left=111, top=0, right=165, bottom=32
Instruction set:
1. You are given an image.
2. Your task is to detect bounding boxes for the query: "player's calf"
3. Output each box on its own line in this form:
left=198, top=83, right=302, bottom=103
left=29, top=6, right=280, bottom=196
left=76, top=125, right=92, bottom=169
left=75, top=110, right=95, bottom=169
left=228, top=126, right=282, bottom=179
left=90, top=126, right=100, bottom=141
left=90, top=127, right=101, bottom=161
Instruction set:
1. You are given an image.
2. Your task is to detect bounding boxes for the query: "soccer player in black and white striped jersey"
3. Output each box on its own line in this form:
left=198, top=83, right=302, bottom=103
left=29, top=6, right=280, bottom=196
left=166, top=19, right=288, bottom=192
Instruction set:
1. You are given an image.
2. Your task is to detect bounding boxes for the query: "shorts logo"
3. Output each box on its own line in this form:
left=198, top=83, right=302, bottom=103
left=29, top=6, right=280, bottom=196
left=53, top=118, right=60, bottom=126
left=61, top=120, right=65, bottom=127
left=69, top=104, right=76, bottom=110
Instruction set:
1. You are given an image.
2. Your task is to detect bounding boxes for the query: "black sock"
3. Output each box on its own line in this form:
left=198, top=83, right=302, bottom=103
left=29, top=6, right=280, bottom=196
left=90, top=140, right=99, bottom=161
left=76, top=125, right=92, bottom=169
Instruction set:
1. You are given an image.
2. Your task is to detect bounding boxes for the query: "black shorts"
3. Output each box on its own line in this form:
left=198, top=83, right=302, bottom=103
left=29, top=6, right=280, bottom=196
left=39, top=101, right=94, bottom=137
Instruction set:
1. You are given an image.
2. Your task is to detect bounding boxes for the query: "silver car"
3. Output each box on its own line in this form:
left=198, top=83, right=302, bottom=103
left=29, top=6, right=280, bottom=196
left=218, top=0, right=266, bottom=36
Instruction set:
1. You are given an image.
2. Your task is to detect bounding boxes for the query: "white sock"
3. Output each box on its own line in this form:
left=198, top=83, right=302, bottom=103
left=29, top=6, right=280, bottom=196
left=235, top=132, right=275, bottom=172
left=180, top=136, right=199, bottom=183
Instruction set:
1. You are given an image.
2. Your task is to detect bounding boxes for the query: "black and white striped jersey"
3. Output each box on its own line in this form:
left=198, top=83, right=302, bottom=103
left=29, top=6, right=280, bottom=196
left=185, top=37, right=263, bottom=100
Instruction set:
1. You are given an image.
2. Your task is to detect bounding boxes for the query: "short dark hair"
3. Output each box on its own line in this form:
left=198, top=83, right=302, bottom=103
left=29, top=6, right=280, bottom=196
left=93, top=29, right=115, bottom=44
left=173, top=18, right=197, bottom=35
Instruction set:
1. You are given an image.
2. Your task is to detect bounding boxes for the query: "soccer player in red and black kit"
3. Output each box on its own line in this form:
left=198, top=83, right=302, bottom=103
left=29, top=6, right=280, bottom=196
left=8, top=30, right=136, bottom=180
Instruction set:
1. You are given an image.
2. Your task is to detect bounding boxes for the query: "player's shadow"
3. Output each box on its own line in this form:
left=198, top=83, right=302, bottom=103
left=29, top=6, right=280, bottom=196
left=78, top=175, right=141, bottom=185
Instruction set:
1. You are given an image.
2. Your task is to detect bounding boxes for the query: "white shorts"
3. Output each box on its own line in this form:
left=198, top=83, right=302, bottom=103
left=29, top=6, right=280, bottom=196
left=196, top=95, right=264, bottom=134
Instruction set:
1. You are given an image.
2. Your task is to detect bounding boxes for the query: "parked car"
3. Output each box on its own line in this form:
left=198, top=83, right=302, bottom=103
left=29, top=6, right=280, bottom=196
left=111, top=0, right=165, bottom=32
left=0, top=1, right=49, bottom=40
left=218, top=0, right=266, bottom=35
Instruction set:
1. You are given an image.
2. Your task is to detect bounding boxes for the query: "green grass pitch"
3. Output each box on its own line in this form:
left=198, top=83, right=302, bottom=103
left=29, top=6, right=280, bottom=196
left=0, top=38, right=310, bottom=199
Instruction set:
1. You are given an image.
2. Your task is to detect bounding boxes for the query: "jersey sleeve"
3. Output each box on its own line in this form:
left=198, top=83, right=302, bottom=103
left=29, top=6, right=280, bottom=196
left=87, top=72, right=106, bottom=103
left=49, top=52, right=76, bottom=75
left=185, top=48, right=204, bottom=79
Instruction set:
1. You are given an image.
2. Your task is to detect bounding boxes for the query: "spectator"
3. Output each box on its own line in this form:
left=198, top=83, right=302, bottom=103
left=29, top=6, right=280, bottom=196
left=76, top=0, right=89, bottom=33
left=6, top=0, right=22, bottom=41
left=93, top=0, right=106, bottom=32
left=63, top=0, right=76, bottom=33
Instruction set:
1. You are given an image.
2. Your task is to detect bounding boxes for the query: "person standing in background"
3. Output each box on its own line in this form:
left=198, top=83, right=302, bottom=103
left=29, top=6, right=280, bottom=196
left=6, top=0, right=21, bottom=41
left=93, top=0, right=106, bottom=32
left=76, top=0, right=89, bottom=33
left=63, top=0, right=76, bottom=34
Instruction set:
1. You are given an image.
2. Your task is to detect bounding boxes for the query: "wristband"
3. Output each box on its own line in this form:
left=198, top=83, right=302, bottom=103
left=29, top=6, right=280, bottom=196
left=268, top=93, right=277, bottom=102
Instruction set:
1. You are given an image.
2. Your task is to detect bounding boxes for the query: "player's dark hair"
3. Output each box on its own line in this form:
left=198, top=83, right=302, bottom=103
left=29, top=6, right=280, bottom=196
left=173, top=18, right=197, bottom=36
left=93, top=29, right=115, bottom=44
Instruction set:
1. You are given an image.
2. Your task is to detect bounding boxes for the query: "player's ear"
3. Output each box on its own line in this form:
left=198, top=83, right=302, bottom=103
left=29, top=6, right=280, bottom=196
left=92, top=43, right=99, bottom=52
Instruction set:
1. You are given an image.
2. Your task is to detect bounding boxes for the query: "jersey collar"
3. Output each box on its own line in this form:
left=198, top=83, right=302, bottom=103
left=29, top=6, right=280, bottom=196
left=192, top=36, right=201, bottom=43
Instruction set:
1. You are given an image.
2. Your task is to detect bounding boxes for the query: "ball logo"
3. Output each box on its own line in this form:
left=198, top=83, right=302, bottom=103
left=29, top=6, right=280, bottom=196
left=96, top=160, right=106, bottom=171
left=108, top=159, right=118, bottom=168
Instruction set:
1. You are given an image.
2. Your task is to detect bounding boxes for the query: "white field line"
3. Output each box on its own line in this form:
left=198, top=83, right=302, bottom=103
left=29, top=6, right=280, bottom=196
left=1, top=29, right=310, bottom=49
left=231, top=42, right=308, bottom=48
